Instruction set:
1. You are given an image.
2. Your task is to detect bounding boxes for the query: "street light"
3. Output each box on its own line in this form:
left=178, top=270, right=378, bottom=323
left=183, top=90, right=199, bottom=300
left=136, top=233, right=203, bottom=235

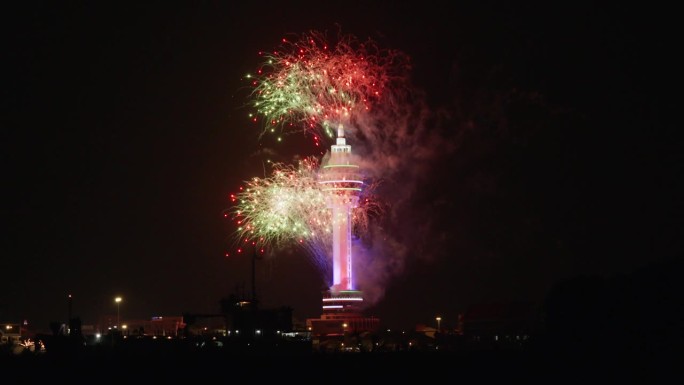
left=436, top=316, right=442, bottom=332
left=115, top=297, right=122, bottom=329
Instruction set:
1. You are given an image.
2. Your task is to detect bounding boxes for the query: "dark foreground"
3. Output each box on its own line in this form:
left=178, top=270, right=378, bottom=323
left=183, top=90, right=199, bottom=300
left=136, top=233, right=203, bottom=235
left=1, top=342, right=677, bottom=384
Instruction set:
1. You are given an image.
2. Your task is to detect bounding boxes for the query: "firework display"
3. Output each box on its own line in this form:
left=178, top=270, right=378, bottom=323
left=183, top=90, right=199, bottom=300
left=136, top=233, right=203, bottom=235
left=229, top=31, right=399, bottom=287
left=245, top=30, right=409, bottom=145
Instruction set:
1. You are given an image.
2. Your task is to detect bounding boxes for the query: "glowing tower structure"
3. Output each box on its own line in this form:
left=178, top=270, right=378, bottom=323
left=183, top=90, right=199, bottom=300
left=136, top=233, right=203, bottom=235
left=319, top=124, right=362, bottom=292
left=307, top=124, right=379, bottom=339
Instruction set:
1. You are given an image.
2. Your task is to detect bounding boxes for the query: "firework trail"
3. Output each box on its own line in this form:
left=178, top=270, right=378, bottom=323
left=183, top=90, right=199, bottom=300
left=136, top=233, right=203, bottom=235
left=228, top=156, right=382, bottom=282
left=228, top=157, right=330, bottom=271
left=245, top=30, right=410, bottom=145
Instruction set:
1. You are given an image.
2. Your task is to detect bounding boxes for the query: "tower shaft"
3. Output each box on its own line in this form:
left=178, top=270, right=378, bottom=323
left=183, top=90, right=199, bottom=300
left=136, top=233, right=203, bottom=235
left=331, top=203, right=353, bottom=290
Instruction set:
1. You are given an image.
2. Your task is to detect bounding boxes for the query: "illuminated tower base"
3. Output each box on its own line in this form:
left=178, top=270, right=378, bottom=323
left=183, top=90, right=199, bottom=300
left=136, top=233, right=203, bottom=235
left=307, top=289, right=379, bottom=331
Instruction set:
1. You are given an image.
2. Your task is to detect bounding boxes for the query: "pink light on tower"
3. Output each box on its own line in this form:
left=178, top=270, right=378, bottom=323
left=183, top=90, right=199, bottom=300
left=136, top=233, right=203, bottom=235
left=308, top=125, right=380, bottom=335
left=319, top=124, right=363, bottom=291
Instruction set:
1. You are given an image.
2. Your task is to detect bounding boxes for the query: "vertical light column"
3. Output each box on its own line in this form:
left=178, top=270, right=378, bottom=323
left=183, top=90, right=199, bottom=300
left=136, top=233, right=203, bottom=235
left=331, top=204, right=342, bottom=288
left=331, top=202, right=353, bottom=290
left=344, top=206, right=352, bottom=290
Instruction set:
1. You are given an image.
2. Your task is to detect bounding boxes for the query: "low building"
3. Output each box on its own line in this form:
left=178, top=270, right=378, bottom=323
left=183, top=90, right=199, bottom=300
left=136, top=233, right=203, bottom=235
left=0, top=323, right=22, bottom=345
left=462, top=301, right=541, bottom=347
left=97, top=315, right=186, bottom=337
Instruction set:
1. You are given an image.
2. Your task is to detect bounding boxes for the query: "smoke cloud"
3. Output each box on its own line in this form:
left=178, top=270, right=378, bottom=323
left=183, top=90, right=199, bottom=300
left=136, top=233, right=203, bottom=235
left=345, top=87, right=459, bottom=306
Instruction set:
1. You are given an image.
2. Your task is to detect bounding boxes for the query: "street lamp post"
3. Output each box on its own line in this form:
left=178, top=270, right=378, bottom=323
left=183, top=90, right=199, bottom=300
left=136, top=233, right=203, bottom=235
left=115, top=297, right=122, bottom=329
left=67, top=294, right=72, bottom=335
left=436, top=316, right=442, bottom=332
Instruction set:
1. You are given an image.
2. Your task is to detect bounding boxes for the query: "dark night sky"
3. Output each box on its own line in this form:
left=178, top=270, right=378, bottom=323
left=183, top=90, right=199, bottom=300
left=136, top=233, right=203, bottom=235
left=2, top=1, right=681, bottom=331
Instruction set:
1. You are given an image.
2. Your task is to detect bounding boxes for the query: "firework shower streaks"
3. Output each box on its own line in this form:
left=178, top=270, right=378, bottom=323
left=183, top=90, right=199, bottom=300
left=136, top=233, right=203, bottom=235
left=227, top=156, right=382, bottom=277
left=245, top=30, right=410, bottom=143
left=229, top=158, right=330, bottom=269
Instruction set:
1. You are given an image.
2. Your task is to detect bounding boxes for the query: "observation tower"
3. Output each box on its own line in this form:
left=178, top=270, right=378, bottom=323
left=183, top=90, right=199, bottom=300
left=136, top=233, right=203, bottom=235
left=307, top=125, right=379, bottom=341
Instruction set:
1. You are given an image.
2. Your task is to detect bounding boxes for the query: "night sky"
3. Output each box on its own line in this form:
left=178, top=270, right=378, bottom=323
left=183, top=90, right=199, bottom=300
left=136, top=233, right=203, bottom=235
left=3, top=2, right=680, bottom=332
